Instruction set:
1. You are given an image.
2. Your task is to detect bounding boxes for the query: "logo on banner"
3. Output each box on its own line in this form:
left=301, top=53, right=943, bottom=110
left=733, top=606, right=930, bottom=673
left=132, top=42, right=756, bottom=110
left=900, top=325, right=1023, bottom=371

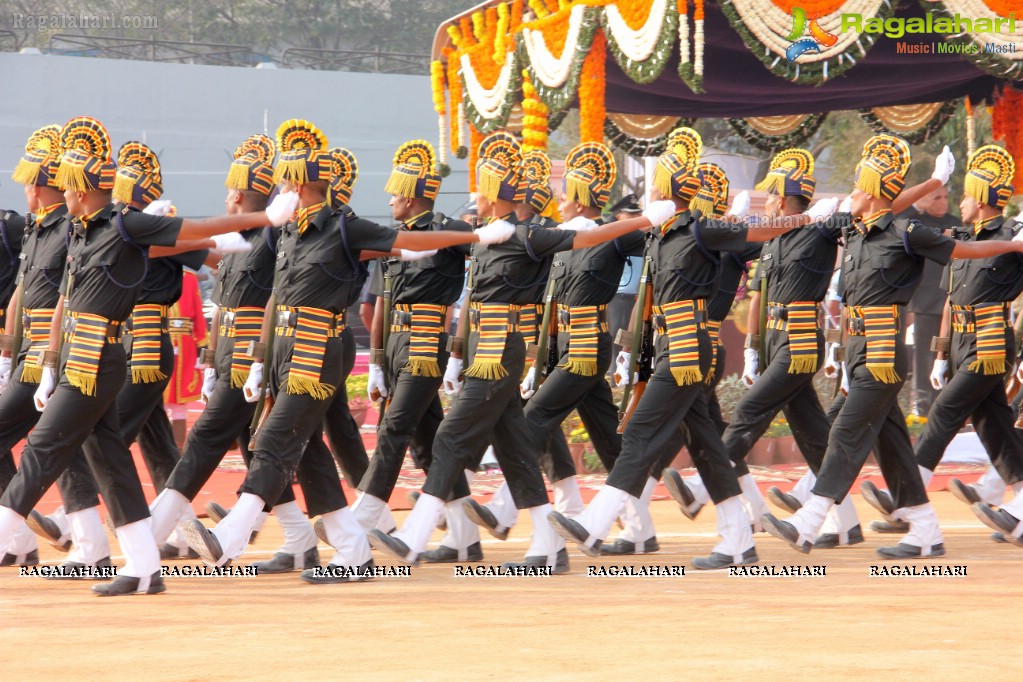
left=785, top=7, right=839, bottom=62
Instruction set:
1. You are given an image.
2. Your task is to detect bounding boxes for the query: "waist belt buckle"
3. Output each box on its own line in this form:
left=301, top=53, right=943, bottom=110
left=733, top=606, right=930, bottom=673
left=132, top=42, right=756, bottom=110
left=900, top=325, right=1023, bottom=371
left=276, top=310, right=294, bottom=328
left=62, top=316, right=74, bottom=334
left=652, top=313, right=666, bottom=332
left=557, top=308, right=570, bottom=326
left=847, top=317, right=865, bottom=334
left=392, top=310, right=412, bottom=327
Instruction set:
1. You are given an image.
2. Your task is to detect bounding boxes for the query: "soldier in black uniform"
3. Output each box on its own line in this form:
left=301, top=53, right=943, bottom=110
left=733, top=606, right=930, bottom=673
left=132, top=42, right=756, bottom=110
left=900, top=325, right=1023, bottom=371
left=146, top=136, right=281, bottom=561
left=853, top=146, right=1023, bottom=544
left=550, top=129, right=826, bottom=569
left=0, top=116, right=298, bottom=595
left=183, top=120, right=509, bottom=583
left=467, top=142, right=645, bottom=547
left=351, top=141, right=474, bottom=561
left=761, top=135, right=1023, bottom=559
left=370, top=131, right=674, bottom=573
left=0, top=125, right=71, bottom=566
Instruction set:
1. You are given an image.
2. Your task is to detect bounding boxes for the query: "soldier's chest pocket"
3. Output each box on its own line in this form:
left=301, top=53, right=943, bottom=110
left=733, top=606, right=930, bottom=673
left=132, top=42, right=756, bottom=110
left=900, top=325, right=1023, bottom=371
left=548, top=260, right=568, bottom=281
left=978, top=253, right=1019, bottom=285
left=33, top=251, right=67, bottom=275
left=582, top=254, right=617, bottom=284
left=310, top=245, right=360, bottom=282
left=873, top=253, right=920, bottom=289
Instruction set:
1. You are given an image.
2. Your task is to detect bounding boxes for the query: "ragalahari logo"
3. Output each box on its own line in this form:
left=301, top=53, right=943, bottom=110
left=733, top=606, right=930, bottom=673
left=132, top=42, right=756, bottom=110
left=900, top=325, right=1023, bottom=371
left=785, top=7, right=839, bottom=62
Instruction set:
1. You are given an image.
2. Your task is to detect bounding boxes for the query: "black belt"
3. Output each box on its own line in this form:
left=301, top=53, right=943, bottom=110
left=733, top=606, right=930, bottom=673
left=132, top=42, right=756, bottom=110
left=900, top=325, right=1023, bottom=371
left=468, top=308, right=520, bottom=326
left=62, top=316, right=123, bottom=340
left=276, top=309, right=347, bottom=330
left=221, top=310, right=237, bottom=327
left=767, top=305, right=788, bottom=321
left=652, top=309, right=707, bottom=332
left=557, top=307, right=609, bottom=326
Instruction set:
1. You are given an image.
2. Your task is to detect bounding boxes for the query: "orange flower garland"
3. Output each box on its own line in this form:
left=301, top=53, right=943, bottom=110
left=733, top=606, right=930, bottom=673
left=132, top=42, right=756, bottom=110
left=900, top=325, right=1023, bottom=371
left=430, top=59, right=448, bottom=168
left=991, top=86, right=1023, bottom=189
left=579, top=29, right=607, bottom=143
left=616, top=0, right=657, bottom=29
left=521, top=71, right=550, bottom=152
left=444, top=48, right=466, bottom=157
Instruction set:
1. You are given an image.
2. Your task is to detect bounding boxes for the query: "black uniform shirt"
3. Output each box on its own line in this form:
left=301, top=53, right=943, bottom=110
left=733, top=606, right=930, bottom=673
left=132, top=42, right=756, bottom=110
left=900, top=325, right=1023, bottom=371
left=1, top=210, right=27, bottom=309
left=710, top=243, right=763, bottom=322
left=469, top=214, right=576, bottom=305
left=941, top=217, right=1023, bottom=306
left=528, top=216, right=561, bottom=305
left=18, top=205, right=69, bottom=310
left=275, top=203, right=397, bottom=313
left=898, top=206, right=960, bottom=313
left=750, top=216, right=843, bottom=306
left=61, top=203, right=183, bottom=321
left=550, top=221, right=645, bottom=307
left=649, top=211, right=750, bottom=307
left=140, top=250, right=209, bottom=305
left=213, top=227, right=279, bottom=309
left=385, top=211, right=472, bottom=307
left=839, top=211, right=955, bottom=308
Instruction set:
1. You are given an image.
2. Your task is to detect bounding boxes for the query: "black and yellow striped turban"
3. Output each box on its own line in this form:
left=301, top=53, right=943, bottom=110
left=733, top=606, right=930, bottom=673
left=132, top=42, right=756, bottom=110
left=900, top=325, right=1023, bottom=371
left=855, top=134, right=910, bottom=201
left=384, top=140, right=441, bottom=201
left=113, top=141, right=163, bottom=206
left=691, top=162, right=729, bottom=218
left=654, top=127, right=703, bottom=203
left=564, top=142, right=616, bottom=209
left=328, top=147, right=359, bottom=210
left=55, top=116, right=116, bottom=192
left=476, top=131, right=524, bottom=203
left=755, top=148, right=815, bottom=201
left=273, top=119, right=330, bottom=185
left=226, top=134, right=276, bottom=196
left=964, top=145, right=1015, bottom=210
left=12, top=124, right=63, bottom=189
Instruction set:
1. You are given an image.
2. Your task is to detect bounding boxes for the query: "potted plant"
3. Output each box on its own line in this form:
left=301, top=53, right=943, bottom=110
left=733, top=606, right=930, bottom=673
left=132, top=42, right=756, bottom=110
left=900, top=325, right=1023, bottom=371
left=563, top=411, right=601, bottom=474
left=345, top=373, right=373, bottom=427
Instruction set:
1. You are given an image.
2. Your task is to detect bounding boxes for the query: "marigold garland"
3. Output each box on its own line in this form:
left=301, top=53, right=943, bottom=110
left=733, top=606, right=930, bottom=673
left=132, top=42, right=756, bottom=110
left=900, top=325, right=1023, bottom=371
left=521, top=71, right=550, bottom=152
left=529, top=0, right=550, bottom=19
left=445, top=48, right=461, bottom=155
left=991, top=86, right=1023, bottom=189
left=430, top=60, right=449, bottom=168
left=579, top=29, right=607, bottom=143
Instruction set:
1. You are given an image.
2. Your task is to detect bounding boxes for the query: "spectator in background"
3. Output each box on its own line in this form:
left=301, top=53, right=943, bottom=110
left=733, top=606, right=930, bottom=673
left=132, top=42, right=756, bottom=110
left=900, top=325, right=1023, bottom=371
left=897, top=186, right=959, bottom=416
left=606, top=194, right=644, bottom=361
left=165, top=268, right=209, bottom=448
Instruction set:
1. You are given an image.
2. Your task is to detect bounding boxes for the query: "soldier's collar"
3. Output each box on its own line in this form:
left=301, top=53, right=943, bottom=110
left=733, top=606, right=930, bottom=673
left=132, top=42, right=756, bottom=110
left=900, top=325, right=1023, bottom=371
left=74, top=202, right=117, bottom=230
left=402, top=210, right=433, bottom=230
left=857, top=209, right=893, bottom=235
left=660, top=209, right=694, bottom=236
left=974, top=214, right=1004, bottom=235
left=34, top=202, right=66, bottom=227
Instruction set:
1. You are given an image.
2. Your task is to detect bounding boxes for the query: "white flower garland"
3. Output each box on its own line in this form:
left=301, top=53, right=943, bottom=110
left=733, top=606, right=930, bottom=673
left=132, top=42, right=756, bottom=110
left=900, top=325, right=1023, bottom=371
left=522, top=3, right=586, bottom=88
left=679, top=7, right=689, bottom=70
left=457, top=102, right=466, bottom=150
left=603, top=0, right=669, bottom=62
left=694, top=18, right=704, bottom=77
left=460, top=49, right=517, bottom=120
left=730, top=0, right=883, bottom=63
left=437, top=113, right=448, bottom=167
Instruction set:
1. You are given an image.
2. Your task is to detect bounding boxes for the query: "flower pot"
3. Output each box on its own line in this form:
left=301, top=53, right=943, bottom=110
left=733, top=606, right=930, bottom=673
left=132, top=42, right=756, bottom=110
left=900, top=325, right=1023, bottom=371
left=747, top=438, right=778, bottom=467
left=772, top=435, right=801, bottom=466
left=349, top=405, right=369, bottom=428
left=568, top=442, right=588, bottom=474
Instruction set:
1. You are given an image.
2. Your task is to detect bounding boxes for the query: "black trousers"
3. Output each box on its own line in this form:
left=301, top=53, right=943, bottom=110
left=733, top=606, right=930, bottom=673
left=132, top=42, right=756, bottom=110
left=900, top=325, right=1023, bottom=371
left=422, top=330, right=549, bottom=509
left=813, top=334, right=928, bottom=508
left=241, top=333, right=348, bottom=514
left=165, top=335, right=258, bottom=501
left=722, top=330, right=830, bottom=477
left=1, top=342, right=150, bottom=526
left=911, top=312, right=940, bottom=412
left=607, top=333, right=741, bottom=502
left=57, top=332, right=180, bottom=510
left=0, top=359, right=99, bottom=509
left=915, top=331, right=1023, bottom=485
left=359, top=330, right=448, bottom=500
left=524, top=331, right=622, bottom=480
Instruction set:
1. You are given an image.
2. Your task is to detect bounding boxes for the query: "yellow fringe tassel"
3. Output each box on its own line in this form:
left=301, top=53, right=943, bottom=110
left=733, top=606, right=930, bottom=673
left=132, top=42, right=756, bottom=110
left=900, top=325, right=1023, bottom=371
left=561, top=359, right=597, bottom=377
left=231, top=368, right=249, bottom=389
left=865, top=365, right=900, bottom=384
left=854, top=166, right=882, bottom=200
left=653, top=163, right=673, bottom=200
left=131, top=368, right=168, bottom=384
left=273, top=158, right=310, bottom=186
left=384, top=168, right=419, bottom=199
left=286, top=375, right=337, bottom=400
left=754, top=173, right=786, bottom=196
left=565, top=177, right=592, bottom=207
left=55, top=162, right=91, bottom=192
left=406, top=358, right=441, bottom=377
left=225, top=162, right=253, bottom=191
left=670, top=367, right=703, bottom=386
left=788, top=356, right=819, bottom=375
left=11, top=159, right=42, bottom=186
left=963, top=173, right=990, bottom=207
left=477, top=168, right=503, bottom=203
left=66, top=371, right=97, bottom=396
left=968, top=358, right=1007, bottom=376
left=111, top=173, right=136, bottom=204
left=464, top=360, right=508, bottom=380
left=20, top=365, right=42, bottom=384
left=689, top=196, right=715, bottom=216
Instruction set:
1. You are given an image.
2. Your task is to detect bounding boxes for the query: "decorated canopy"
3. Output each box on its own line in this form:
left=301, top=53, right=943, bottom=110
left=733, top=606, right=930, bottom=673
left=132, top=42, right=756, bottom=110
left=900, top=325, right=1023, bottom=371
left=429, top=0, right=1023, bottom=189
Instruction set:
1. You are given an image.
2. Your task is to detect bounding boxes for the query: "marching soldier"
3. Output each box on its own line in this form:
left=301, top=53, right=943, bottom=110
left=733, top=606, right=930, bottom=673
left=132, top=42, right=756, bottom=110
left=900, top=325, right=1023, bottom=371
left=0, top=116, right=298, bottom=595
left=761, top=135, right=1023, bottom=559
left=183, top=120, right=512, bottom=583
left=549, top=129, right=833, bottom=569
left=351, top=140, right=474, bottom=560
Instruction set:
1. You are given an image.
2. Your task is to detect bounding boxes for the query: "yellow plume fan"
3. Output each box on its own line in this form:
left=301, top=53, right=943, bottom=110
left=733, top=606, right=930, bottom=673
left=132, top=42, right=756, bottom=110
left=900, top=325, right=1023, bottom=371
left=386, top=140, right=434, bottom=198
left=522, top=150, right=552, bottom=184
left=666, top=127, right=702, bottom=169
left=392, top=139, right=436, bottom=170
left=117, top=141, right=161, bottom=175
left=12, top=124, right=62, bottom=185
left=275, top=119, right=327, bottom=153
left=59, top=116, right=113, bottom=160
left=564, top=142, right=616, bottom=207
left=55, top=116, right=114, bottom=192
left=478, top=130, right=522, bottom=167
left=692, top=162, right=728, bottom=217
left=861, top=134, right=911, bottom=177
left=235, top=134, right=276, bottom=163
left=965, top=144, right=1015, bottom=208
left=329, top=147, right=359, bottom=207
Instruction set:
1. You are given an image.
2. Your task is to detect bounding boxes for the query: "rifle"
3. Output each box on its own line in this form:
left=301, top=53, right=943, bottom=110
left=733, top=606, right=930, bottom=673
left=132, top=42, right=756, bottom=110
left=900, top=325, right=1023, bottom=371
left=250, top=292, right=278, bottom=436
left=618, top=252, right=653, bottom=434
left=251, top=394, right=275, bottom=442
left=531, top=273, right=558, bottom=389
left=376, top=260, right=393, bottom=427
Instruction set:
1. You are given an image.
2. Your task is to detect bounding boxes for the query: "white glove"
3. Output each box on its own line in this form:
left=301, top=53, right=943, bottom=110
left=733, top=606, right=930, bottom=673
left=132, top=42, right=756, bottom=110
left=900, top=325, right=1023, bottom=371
left=0, top=355, right=11, bottom=393
left=727, top=190, right=750, bottom=218
left=930, top=358, right=948, bottom=390
left=399, top=249, right=437, bottom=261
left=520, top=366, right=536, bottom=400
left=641, top=200, right=678, bottom=227
left=33, top=367, right=56, bottom=412
left=1015, top=209, right=1023, bottom=225
left=443, top=357, right=464, bottom=396
left=559, top=216, right=597, bottom=232
left=1017, top=359, right=1023, bottom=384
left=806, top=197, right=839, bottom=221
left=242, top=362, right=263, bottom=403
left=368, top=363, right=388, bottom=401
left=1012, top=228, right=1023, bottom=244
left=613, top=350, right=632, bottom=387
left=474, top=219, right=516, bottom=246
left=201, top=367, right=217, bottom=403
left=838, top=195, right=853, bottom=214
left=143, top=199, right=173, bottom=216
left=265, top=191, right=300, bottom=227
left=741, top=348, right=759, bottom=387
left=840, top=362, right=850, bottom=396
left=931, top=145, right=955, bottom=186
left=210, top=232, right=252, bottom=254
left=823, top=342, right=841, bottom=379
